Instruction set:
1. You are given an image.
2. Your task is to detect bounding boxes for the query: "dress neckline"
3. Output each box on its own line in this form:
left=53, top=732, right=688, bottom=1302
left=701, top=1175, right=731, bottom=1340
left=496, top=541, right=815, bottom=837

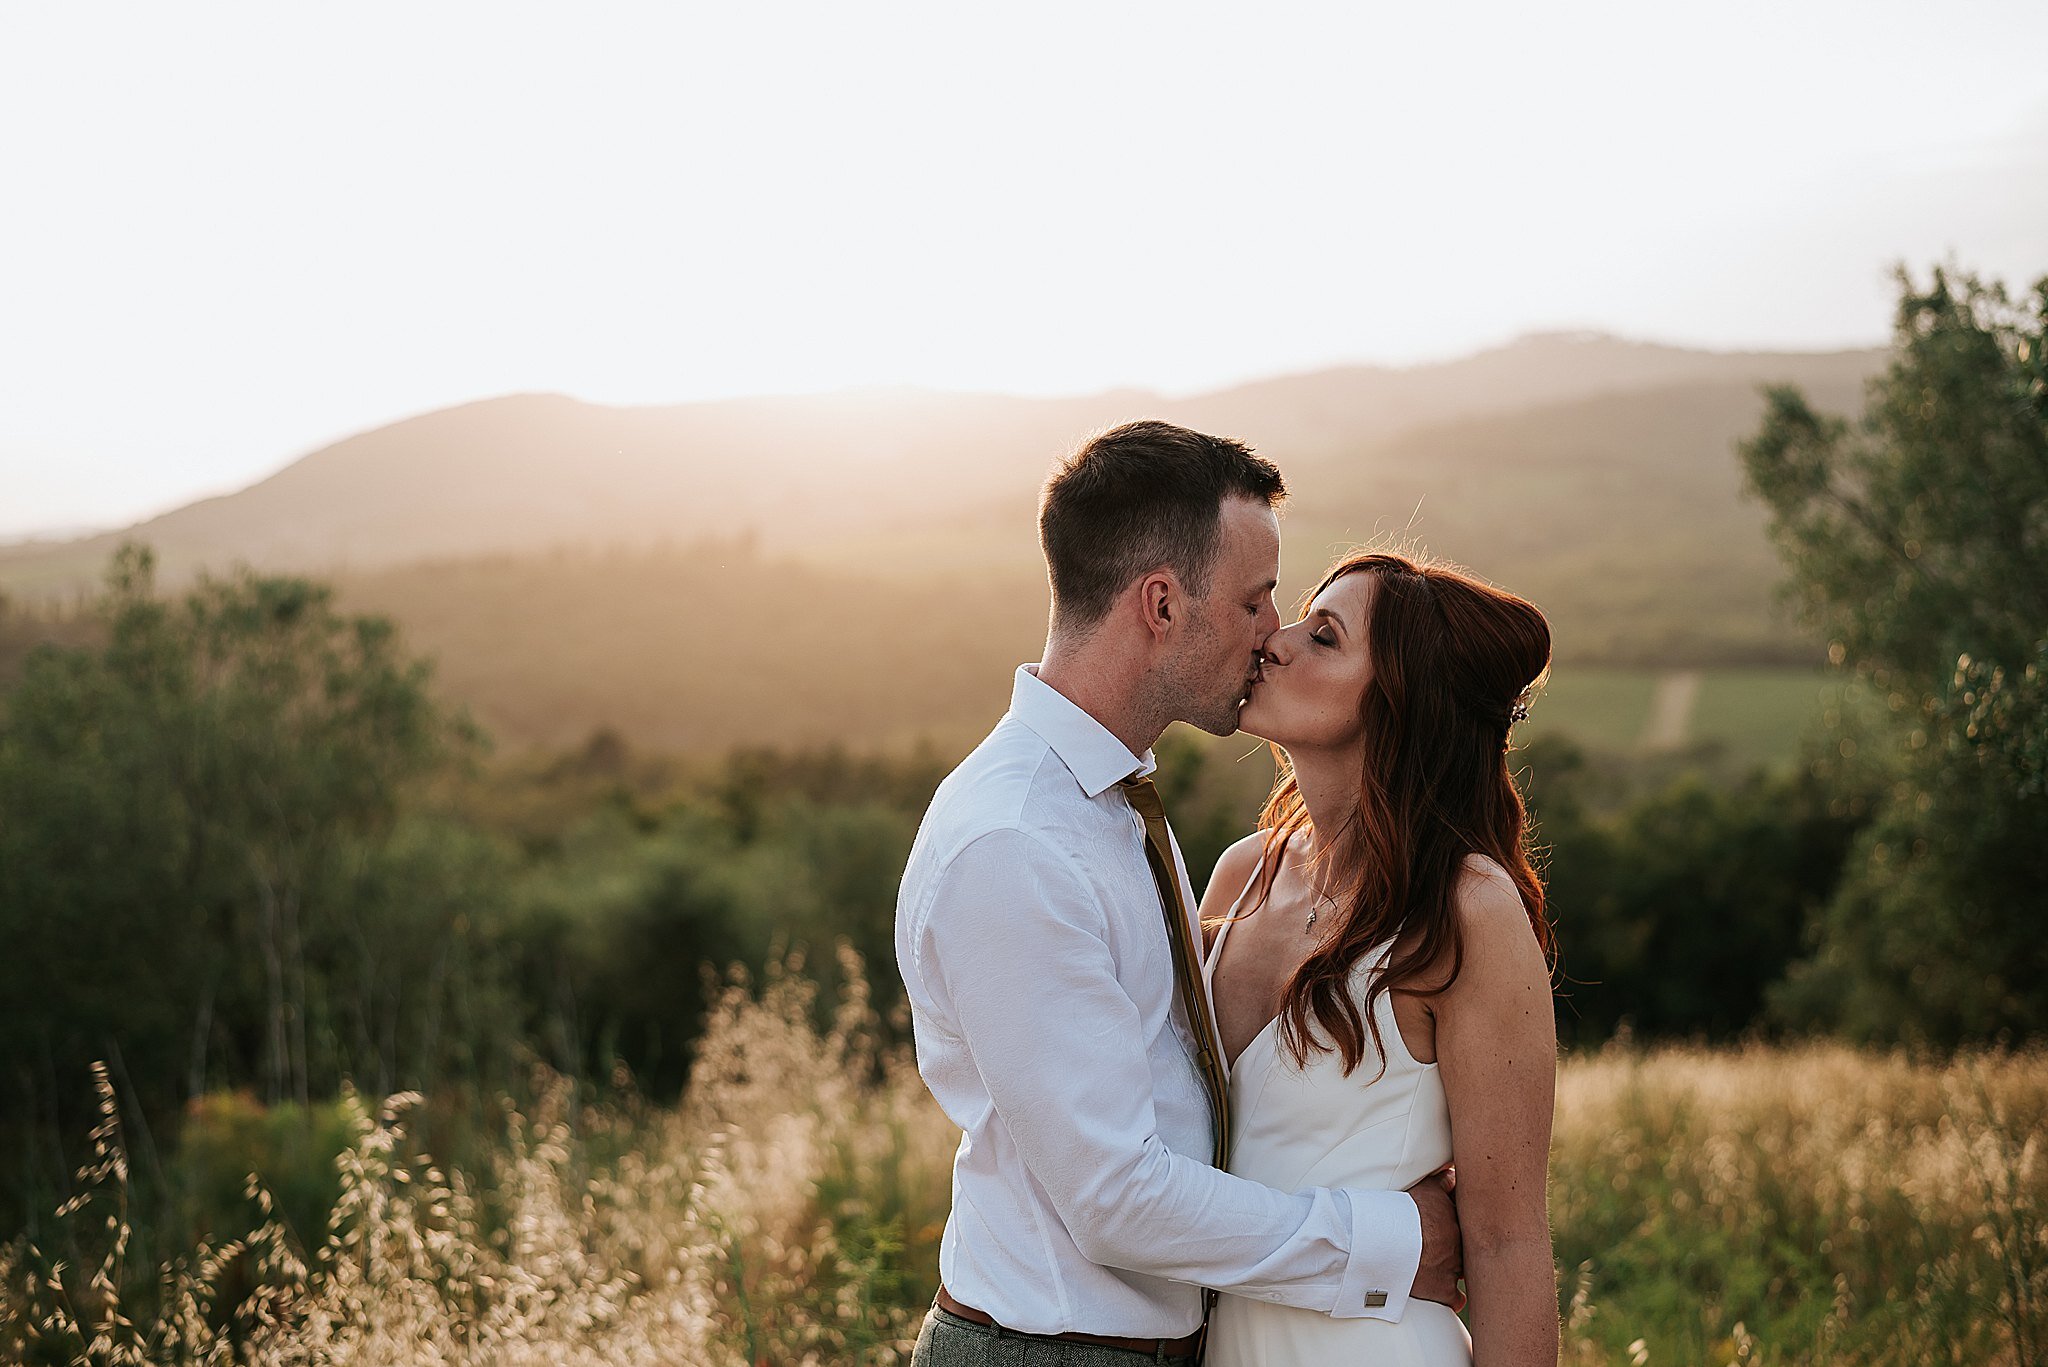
left=1203, top=864, right=1266, bottom=1072
left=1205, top=857, right=1420, bottom=1075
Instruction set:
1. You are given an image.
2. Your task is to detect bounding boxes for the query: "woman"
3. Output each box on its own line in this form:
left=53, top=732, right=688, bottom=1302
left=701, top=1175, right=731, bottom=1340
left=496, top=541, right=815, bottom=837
left=1200, top=550, right=1558, bottom=1366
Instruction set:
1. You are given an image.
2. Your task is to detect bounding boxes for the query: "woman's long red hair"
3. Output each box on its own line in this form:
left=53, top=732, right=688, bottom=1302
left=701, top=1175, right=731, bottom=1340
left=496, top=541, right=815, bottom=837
left=1249, top=550, right=1554, bottom=1078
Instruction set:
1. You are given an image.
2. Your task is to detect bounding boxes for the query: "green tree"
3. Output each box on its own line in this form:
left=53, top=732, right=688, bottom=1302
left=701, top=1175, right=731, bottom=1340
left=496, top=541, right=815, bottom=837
left=0, top=545, right=487, bottom=1222
left=1518, top=735, right=1864, bottom=1043
left=1739, top=266, right=2048, bottom=1041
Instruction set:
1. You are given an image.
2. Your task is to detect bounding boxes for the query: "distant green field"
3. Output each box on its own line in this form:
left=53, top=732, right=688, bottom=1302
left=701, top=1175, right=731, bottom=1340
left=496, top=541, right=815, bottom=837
left=1517, top=665, right=1827, bottom=767
left=1687, top=667, right=1836, bottom=765
left=1516, top=667, right=1657, bottom=752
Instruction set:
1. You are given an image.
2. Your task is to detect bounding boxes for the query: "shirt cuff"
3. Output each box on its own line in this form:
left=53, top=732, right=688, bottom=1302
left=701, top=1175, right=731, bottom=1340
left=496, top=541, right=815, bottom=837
left=1329, top=1187, right=1423, bottom=1321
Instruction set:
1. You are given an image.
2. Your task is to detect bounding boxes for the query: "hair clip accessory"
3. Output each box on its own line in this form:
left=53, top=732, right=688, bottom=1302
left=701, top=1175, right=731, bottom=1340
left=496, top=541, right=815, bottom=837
left=1508, top=699, right=1531, bottom=724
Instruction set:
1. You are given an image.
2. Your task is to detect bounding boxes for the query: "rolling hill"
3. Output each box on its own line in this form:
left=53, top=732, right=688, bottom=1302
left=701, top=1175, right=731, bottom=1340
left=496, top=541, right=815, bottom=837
left=0, top=333, right=1884, bottom=753
left=0, top=333, right=1880, bottom=593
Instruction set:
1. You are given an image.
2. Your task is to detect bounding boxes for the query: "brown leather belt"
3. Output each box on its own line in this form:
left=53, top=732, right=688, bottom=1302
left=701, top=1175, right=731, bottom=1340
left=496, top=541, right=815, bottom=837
left=934, top=1285, right=1202, bottom=1359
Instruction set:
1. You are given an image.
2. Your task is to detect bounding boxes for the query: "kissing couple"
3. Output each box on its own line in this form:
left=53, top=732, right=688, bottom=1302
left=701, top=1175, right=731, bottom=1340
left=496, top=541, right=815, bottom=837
left=895, top=420, right=1559, bottom=1365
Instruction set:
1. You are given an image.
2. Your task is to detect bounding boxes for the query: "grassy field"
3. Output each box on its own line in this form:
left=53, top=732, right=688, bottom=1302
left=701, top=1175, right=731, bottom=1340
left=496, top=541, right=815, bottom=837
left=1685, top=668, right=1837, bottom=766
left=9, top=964, right=2042, bottom=1367
left=1521, top=665, right=1828, bottom=767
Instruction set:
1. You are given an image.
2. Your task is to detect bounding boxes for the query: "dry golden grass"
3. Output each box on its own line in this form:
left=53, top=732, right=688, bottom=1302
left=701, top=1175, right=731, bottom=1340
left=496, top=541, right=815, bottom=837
left=1, top=951, right=937, bottom=1366
left=1551, top=1043, right=2046, bottom=1365
left=6, top=962, right=2044, bottom=1365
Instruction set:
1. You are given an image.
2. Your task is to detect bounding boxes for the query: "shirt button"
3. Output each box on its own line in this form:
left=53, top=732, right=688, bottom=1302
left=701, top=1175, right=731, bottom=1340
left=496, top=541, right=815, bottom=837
left=1365, top=1290, right=1388, bottom=1308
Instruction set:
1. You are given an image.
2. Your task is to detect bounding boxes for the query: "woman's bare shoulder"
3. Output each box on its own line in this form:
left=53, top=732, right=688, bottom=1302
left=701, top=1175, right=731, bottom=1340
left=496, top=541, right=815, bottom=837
left=1458, top=849, right=1519, bottom=889
left=1199, top=832, right=1268, bottom=920
left=1214, top=831, right=1265, bottom=886
left=1454, top=851, right=1528, bottom=919
left=1445, top=852, right=1549, bottom=996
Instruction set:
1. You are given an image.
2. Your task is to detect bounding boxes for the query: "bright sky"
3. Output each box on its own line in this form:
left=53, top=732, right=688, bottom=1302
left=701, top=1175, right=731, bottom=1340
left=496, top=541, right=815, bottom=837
left=3, top=0, right=2044, bottom=538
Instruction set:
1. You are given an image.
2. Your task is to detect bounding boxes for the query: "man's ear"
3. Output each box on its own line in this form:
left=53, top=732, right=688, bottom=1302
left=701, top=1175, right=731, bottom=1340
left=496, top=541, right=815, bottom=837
left=1137, top=570, right=1178, bottom=642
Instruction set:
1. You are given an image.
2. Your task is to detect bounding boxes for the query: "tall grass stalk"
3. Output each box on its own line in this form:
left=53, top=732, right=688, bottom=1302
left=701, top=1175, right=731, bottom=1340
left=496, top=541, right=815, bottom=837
left=6, top=963, right=2044, bottom=1366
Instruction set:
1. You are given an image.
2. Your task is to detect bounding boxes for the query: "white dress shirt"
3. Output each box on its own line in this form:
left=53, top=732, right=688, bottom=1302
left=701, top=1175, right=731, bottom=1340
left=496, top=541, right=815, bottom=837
left=895, top=665, right=1423, bottom=1338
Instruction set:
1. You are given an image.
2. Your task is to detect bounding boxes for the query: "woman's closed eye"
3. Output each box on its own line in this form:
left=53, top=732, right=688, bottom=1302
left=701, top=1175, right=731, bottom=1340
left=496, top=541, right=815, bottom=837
left=1310, top=627, right=1337, bottom=648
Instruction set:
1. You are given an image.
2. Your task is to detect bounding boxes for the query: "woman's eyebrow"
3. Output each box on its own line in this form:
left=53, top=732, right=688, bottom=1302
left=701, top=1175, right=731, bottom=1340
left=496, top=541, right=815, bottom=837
left=1311, top=605, right=1349, bottom=636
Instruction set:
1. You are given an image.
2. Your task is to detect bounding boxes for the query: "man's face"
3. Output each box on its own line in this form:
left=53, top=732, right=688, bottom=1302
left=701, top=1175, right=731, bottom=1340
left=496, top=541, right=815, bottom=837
left=1170, top=495, right=1282, bottom=736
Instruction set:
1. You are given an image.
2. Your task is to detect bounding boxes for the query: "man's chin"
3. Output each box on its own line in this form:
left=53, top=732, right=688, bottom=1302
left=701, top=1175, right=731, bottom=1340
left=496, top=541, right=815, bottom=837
left=1186, top=694, right=1262, bottom=739
left=1185, top=698, right=1250, bottom=738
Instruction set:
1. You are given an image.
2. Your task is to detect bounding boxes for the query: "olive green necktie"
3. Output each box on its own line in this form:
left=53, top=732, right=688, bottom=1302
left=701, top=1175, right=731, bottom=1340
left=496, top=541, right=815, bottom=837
left=1118, top=774, right=1233, bottom=1172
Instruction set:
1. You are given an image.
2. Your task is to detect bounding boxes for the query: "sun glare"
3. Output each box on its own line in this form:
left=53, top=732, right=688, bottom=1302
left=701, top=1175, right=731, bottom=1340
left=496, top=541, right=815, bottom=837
left=1, top=0, right=2044, bottom=534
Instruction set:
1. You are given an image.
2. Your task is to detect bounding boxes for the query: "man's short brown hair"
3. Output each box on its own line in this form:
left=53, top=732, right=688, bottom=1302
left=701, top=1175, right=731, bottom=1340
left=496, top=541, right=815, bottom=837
left=1038, top=420, right=1287, bottom=631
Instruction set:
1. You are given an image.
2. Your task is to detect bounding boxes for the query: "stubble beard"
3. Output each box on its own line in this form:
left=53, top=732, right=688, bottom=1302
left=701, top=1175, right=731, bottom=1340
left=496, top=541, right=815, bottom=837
left=1165, top=616, right=1255, bottom=738
left=1188, top=672, right=1253, bottom=736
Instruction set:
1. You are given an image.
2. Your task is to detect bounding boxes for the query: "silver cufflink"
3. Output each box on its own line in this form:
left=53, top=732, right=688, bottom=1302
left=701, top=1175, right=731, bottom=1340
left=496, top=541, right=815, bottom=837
left=1364, top=1290, right=1388, bottom=1308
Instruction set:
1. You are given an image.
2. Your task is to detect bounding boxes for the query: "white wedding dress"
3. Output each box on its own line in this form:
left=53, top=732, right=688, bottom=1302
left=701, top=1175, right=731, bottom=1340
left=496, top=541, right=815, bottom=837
left=1202, top=887, right=1473, bottom=1366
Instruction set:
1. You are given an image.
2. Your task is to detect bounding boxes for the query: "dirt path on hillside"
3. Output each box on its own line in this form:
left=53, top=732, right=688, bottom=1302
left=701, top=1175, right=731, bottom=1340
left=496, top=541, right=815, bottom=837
left=1641, top=670, right=1703, bottom=749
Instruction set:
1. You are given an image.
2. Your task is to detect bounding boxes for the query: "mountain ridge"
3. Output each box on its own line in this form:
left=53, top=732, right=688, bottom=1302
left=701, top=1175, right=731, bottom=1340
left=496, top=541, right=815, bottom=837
left=0, top=332, right=1884, bottom=600
left=0, top=336, right=1892, bottom=751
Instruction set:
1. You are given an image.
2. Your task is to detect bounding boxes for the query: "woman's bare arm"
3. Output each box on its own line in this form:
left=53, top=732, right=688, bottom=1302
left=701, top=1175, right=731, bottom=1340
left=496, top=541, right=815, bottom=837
left=1434, top=860, right=1558, bottom=1366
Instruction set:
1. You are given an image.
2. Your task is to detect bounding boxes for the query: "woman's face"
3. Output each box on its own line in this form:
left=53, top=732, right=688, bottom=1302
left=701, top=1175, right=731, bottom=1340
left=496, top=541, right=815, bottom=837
left=1237, top=571, right=1376, bottom=750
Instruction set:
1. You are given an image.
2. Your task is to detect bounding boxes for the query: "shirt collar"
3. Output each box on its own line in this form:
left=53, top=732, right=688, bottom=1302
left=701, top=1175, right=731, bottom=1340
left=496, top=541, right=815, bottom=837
left=1010, top=664, right=1155, bottom=798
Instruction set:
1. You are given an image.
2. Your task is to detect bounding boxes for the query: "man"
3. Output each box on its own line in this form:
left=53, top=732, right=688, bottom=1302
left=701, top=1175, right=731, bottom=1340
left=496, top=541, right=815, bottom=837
left=895, top=420, right=1462, bottom=1366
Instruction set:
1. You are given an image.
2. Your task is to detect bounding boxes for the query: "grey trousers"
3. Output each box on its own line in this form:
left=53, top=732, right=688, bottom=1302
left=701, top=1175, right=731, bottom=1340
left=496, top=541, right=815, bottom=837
left=910, top=1306, right=1197, bottom=1366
